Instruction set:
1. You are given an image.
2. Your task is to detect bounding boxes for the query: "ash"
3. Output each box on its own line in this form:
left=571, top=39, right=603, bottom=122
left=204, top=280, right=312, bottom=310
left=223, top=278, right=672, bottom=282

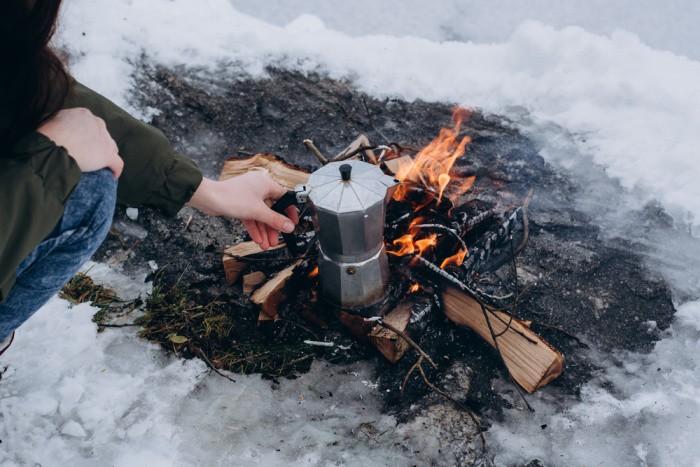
left=94, top=66, right=675, bottom=463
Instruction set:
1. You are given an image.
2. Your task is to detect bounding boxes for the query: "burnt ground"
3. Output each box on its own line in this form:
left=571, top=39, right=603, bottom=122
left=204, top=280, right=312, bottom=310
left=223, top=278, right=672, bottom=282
left=94, top=66, right=675, bottom=464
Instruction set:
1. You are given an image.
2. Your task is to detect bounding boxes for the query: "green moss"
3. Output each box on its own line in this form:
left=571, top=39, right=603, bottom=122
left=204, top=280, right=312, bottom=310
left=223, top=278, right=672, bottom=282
left=59, top=272, right=139, bottom=324
left=137, top=277, right=316, bottom=377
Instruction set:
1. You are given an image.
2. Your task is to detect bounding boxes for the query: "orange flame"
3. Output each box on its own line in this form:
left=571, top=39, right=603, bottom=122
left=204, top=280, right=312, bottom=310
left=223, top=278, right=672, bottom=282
left=415, top=234, right=437, bottom=256
left=393, top=107, right=474, bottom=204
left=308, top=266, right=319, bottom=278
left=440, top=248, right=468, bottom=269
left=409, top=283, right=421, bottom=293
left=387, top=223, right=437, bottom=259
left=388, top=234, right=416, bottom=256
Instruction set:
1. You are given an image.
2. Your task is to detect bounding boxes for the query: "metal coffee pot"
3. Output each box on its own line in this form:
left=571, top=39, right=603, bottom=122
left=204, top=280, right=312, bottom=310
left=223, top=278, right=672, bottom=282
left=272, top=160, right=399, bottom=310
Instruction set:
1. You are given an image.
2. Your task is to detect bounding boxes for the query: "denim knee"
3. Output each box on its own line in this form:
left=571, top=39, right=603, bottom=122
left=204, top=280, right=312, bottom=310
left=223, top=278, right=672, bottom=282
left=72, top=168, right=119, bottom=249
left=15, top=168, right=118, bottom=278
left=0, top=169, right=118, bottom=340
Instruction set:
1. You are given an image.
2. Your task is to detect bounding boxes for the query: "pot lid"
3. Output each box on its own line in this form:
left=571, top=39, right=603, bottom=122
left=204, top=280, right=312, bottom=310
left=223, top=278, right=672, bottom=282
left=304, top=160, right=398, bottom=213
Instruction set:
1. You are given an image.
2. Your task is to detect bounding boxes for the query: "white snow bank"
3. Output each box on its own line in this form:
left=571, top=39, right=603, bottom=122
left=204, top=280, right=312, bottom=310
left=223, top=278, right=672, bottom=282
left=230, top=0, right=700, bottom=62
left=490, top=299, right=700, bottom=466
left=59, top=0, right=700, bottom=232
left=0, top=291, right=410, bottom=466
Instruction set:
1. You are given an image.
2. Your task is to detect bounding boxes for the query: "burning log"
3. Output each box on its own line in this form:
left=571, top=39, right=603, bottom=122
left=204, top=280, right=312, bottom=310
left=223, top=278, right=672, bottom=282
left=251, top=259, right=302, bottom=321
left=441, top=286, right=563, bottom=393
left=383, top=155, right=414, bottom=177
left=368, top=302, right=412, bottom=362
left=222, top=241, right=286, bottom=285
left=219, top=153, right=310, bottom=189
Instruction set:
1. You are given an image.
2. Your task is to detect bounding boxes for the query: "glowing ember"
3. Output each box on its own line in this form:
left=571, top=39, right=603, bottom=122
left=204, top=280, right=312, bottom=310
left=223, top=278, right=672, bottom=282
left=392, top=106, right=474, bottom=204
left=308, top=266, right=319, bottom=278
left=409, top=283, right=421, bottom=293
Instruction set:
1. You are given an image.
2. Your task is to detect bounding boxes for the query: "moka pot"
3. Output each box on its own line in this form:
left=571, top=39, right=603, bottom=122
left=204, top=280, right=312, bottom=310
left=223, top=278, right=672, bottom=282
left=272, top=160, right=399, bottom=310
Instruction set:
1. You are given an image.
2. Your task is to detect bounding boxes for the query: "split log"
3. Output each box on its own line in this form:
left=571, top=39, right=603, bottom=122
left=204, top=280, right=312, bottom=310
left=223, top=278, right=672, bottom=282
left=383, top=155, right=414, bottom=177
left=368, top=303, right=412, bottom=363
left=222, top=241, right=286, bottom=285
left=442, top=286, right=563, bottom=393
left=333, top=134, right=376, bottom=163
left=242, top=271, right=267, bottom=296
left=251, top=260, right=302, bottom=321
left=219, top=153, right=310, bottom=190
left=336, top=311, right=375, bottom=342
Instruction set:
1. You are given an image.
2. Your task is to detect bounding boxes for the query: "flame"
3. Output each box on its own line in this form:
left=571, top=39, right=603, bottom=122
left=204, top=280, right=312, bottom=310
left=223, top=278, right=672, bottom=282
left=409, top=283, right=421, bottom=293
left=440, top=248, right=468, bottom=269
left=388, top=234, right=416, bottom=256
left=308, top=266, right=319, bottom=278
left=387, top=226, right=437, bottom=259
left=393, top=107, right=473, bottom=204
left=414, top=234, right=437, bottom=256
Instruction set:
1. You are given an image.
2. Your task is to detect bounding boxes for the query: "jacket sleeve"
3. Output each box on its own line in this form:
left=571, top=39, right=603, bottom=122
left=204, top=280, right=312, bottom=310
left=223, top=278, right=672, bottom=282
left=63, top=82, right=203, bottom=217
left=0, top=133, right=81, bottom=302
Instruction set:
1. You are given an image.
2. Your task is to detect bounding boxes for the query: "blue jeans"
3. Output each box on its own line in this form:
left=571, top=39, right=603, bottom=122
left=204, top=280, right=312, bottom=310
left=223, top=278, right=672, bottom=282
left=0, top=169, right=117, bottom=341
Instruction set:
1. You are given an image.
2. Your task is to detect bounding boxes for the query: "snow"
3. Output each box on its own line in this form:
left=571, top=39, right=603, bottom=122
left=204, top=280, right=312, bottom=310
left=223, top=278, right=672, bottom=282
left=0, top=274, right=407, bottom=466
left=2, top=0, right=700, bottom=465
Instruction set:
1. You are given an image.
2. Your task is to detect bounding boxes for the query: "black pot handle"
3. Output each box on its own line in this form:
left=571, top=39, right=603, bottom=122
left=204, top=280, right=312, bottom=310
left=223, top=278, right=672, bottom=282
left=271, top=190, right=300, bottom=255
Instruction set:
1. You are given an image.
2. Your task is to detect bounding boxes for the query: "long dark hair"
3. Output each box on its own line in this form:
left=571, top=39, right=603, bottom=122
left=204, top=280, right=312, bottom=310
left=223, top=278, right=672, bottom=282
left=0, top=0, right=71, bottom=150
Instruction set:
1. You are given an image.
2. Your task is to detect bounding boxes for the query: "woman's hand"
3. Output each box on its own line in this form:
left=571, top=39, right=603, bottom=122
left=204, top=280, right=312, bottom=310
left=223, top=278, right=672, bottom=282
left=37, top=108, right=124, bottom=179
left=187, top=172, right=299, bottom=250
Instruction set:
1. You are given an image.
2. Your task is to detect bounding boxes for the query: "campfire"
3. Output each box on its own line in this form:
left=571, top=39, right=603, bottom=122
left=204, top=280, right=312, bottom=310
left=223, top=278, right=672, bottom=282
left=221, top=108, right=563, bottom=398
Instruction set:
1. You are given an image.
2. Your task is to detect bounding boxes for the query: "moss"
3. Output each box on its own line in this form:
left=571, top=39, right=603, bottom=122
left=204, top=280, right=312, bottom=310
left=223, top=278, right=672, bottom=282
left=59, top=272, right=139, bottom=324
left=137, top=276, right=317, bottom=377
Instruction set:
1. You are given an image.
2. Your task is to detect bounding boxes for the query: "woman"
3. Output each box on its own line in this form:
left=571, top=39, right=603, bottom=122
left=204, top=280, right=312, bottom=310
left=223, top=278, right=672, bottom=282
left=0, top=0, right=297, bottom=355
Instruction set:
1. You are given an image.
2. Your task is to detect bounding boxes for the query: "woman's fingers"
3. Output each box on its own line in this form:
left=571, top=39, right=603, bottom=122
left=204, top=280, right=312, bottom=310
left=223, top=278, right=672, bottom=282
left=242, top=219, right=263, bottom=246
left=285, top=205, right=299, bottom=225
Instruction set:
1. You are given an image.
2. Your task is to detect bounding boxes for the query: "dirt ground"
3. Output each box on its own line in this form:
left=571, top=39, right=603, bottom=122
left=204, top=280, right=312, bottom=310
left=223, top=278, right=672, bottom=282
left=94, top=66, right=676, bottom=464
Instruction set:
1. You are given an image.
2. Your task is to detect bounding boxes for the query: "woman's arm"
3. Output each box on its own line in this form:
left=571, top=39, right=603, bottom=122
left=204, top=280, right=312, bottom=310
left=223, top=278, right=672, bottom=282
left=187, top=172, right=299, bottom=250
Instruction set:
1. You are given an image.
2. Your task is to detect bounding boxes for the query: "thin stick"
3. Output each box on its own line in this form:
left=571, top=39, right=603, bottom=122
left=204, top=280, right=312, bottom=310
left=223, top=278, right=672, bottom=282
left=413, top=255, right=480, bottom=298
left=479, top=303, right=534, bottom=411
left=97, top=322, right=139, bottom=328
left=387, top=323, right=486, bottom=453
left=361, top=96, right=391, bottom=144
left=334, top=101, right=368, bottom=134
left=416, top=363, right=486, bottom=452
left=413, top=223, right=468, bottom=255
left=193, top=346, right=237, bottom=383
left=533, top=322, right=590, bottom=349
left=401, top=356, right=424, bottom=393
left=331, top=145, right=379, bottom=162
left=514, top=190, right=533, bottom=256
left=302, top=139, right=328, bottom=164
left=183, top=214, right=194, bottom=232
left=280, top=318, right=319, bottom=340
left=375, top=318, right=437, bottom=368
left=222, top=251, right=309, bottom=262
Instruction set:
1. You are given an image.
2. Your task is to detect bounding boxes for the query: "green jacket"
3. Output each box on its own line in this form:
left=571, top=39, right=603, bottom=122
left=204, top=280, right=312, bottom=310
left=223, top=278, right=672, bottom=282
left=0, top=82, right=203, bottom=304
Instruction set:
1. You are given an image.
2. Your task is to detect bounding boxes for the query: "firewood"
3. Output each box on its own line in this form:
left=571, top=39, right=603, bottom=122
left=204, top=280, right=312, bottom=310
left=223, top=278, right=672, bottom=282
left=219, top=153, right=310, bottom=190
left=383, top=155, right=414, bottom=177
left=337, top=311, right=375, bottom=341
left=251, top=260, right=302, bottom=321
left=369, top=303, right=412, bottom=362
left=222, top=241, right=286, bottom=285
left=242, top=271, right=267, bottom=296
left=441, top=286, right=563, bottom=393
left=333, top=134, right=376, bottom=163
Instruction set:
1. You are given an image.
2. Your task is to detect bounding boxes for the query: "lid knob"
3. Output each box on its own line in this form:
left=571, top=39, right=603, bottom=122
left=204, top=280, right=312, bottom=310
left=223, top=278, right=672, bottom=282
left=339, top=164, right=352, bottom=181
